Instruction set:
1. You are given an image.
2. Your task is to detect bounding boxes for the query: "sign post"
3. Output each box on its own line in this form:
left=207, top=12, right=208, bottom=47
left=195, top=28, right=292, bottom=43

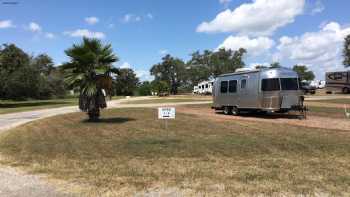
left=158, top=107, right=176, bottom=130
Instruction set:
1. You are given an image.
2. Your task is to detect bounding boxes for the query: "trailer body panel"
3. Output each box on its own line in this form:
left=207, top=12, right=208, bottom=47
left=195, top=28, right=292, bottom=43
left=213, top=68, right=303, bottom=113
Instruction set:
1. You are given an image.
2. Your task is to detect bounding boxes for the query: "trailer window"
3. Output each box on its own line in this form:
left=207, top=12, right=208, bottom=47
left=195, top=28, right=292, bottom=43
left=281, top=78, right=298, bottom=90
left=220, top=81, right=228, bottom=93
left=229, top=80, right=237, bottom=93
left=205, top=84, right=209, bottom=88
left=241, top=79, right=247, bottom=89
left=262, top=78, right=280, bottom=91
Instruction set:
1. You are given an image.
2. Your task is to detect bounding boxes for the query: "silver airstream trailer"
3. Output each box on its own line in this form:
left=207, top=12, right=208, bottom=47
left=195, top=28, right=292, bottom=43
left=212, top=68, right=306, bottom=116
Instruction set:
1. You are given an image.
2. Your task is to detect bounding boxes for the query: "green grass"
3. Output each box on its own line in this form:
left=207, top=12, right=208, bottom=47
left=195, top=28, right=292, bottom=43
left=0, top=98, right=78, bottom=114
left=0, top=107, right=349, bottom=196
left=0, top=96, right=123, bottom=114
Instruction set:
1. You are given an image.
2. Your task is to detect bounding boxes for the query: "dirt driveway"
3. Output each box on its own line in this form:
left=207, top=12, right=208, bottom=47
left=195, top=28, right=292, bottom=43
left=177, top=106, right=350, bottom=132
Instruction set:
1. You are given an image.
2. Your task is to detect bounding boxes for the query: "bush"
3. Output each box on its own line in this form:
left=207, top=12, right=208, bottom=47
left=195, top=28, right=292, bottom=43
left=151, top=80, right=170, bottom=95
left=4, top=66, right=42, bottom=100
left=137, top=81, right=152, bottom=96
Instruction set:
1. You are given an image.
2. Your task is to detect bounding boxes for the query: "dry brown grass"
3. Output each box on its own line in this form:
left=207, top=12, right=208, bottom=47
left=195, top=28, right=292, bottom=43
left=0, top=107, right=349, bottom=196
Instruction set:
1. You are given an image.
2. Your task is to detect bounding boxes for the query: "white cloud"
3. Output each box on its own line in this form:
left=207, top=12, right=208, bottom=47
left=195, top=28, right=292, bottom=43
left=119, top=62, right=153, bottom=81
left=135, top=69, right=154, bottom=81
left=219, top=0, right=231, bottom=6
left=85, top=16, right=99, bottom=25
left=121, top=13, right=152, bottom=23
left=120, top=62, right=131, bottom=69
left=159, top=49, right=168, bottom=55
left=197, top=0, right=305, bottom=36
left=218, top=35, right=274, bottom=56
left=122, top=14, right=132, bottom=23
left=135, top=16, right=141, bottom=22
left=147, top=13, right=153, bottom=19
left=26, top=22, right=55, bottom=39
left=276, top=21, right=350, bottom=78
left=29, top=22, right=42, bottom=32
left=122, top=14, right=142, bottom=23
left=0, top=20, right=14, bottom=29
left=45, top=32, right=55, bottom=39
left=63, top=29, right=105, bottom=39
left=311, top=0, right=325, bottom=15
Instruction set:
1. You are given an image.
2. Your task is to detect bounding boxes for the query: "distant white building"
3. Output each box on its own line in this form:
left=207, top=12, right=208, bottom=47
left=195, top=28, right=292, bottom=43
left=193, top=79, right=215, bottom=95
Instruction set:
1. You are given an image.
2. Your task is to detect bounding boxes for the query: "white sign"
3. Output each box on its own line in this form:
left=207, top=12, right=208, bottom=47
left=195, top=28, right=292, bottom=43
left=158, top=107, right=176, bottom=119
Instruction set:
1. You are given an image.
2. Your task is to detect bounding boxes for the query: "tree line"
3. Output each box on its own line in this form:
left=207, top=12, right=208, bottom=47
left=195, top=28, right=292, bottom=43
left=1, top=34, right=350, bottom=101
left=0, top=44, right=65, bottom=100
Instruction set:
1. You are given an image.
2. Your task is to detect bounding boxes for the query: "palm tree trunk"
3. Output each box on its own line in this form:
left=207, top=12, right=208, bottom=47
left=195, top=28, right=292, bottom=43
left=88, top=106, right=100, bottom=121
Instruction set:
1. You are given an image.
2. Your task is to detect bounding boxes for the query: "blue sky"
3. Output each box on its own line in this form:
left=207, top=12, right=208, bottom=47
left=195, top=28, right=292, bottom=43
left=1, top=0, right=350, bottom=80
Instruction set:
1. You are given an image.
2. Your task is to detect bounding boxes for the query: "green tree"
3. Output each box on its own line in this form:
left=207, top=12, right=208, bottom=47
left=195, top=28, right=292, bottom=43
left=270, top=62, right=281, bottom=68
left=255, top=65, right=269, bottom=69
left=0, top=44, right=31, bottom=98
left=150, top=54, right=186, bottom=95
left=0, top=44, right=30, bottom=73
left=137, top=81, right=152, bottom=96
left=113, top=68, right=139, bottom=96
left=292, top=65, right=315, bottom=81
left=61, top=38, right=119, bottom=121
left=187, top=50, right=212, bottom=83
left=0, top=44, right=66, bottom=100
left=46, top=68, right=67, bottom=98
left=186, top=48, right=246, bottom=87
left=151, top=80, right=170, bottom=95
left=32, top=54, right=55, bottom=75
left=4, top=65, right=42, bottom=100
left=343, top=34, right=350, bottom=67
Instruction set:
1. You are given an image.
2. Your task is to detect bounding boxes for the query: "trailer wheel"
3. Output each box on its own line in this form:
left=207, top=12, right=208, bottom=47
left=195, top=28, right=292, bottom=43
left=232, top=107, right=240, bottom=116
left=223, top=106, right=232, bottom=115
left=342, top=87, right=350, bottom=94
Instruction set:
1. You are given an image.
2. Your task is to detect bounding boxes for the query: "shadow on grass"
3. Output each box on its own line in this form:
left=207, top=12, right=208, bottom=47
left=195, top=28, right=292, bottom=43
left=0, top=101, right=71, bottom=108
left=82, top=117, right=136, bottom=124
left=216, top=111, right=302, bottom=120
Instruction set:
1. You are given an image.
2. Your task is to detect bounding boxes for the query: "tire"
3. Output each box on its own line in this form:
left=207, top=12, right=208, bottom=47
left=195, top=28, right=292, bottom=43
left=232, top=106, right=240, bottom=116
left=343, top=87, right=350, bottom=94
left=223, top=106, right=232, bottom=115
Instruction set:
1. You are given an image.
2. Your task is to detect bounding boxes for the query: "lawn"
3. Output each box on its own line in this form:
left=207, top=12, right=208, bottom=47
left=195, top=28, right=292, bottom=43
left=0, top=107, right=349, bottom=196
left=0, top=98, right=78, bottom=114
left=0, top=96, right=123, bottom=114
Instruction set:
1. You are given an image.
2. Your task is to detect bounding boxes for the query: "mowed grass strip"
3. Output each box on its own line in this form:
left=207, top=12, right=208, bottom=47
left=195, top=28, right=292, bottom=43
left=0, top=96, right=123, bottom=114
left=0, top=98, right=78, bottom=114
left=0, top=108, right=349, bottom=196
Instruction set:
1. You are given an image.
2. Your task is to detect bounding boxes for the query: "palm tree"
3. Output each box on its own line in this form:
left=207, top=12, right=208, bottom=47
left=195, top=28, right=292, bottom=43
left=62, top=38, right=119, bottom=121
